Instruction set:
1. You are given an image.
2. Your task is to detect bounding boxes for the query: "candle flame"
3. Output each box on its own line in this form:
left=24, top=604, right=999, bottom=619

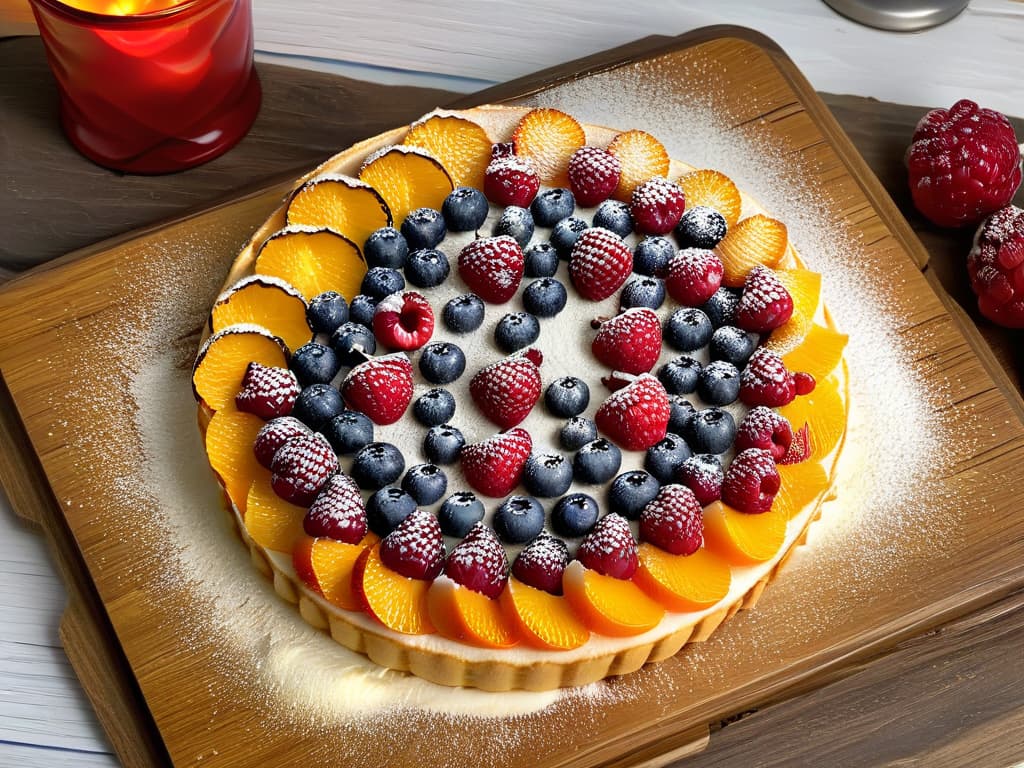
left=60, top=0, right=188, bottom=15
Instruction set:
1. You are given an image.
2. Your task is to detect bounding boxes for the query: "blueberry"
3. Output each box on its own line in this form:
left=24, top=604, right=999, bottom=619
left=401, top=207, right=446, bottom=250
left=703, top=287, right=741, bottom=328
left=573, top=438, right=622, bottom=484
left=351, top=441, right=406, bottom=490
left=306, top=291, right=348, bottom=335
left=593, top=200, right=634, bottom=238
left=438, top=491, right=485, bottom=537
left=698, top=360, right=740, bottom=406
left=644, top=433, right=693, bottom=484
left=493, top=495, right=546, bottom=544
left=608, top=470, right=661, bottom=520
left=322, top=410, right=374, bottom=455
left=545, top=376, right=590, bottom=418
left=423, top=424, right=465, bottom=465
left=419, top=342, right=466, bottom=384
left=709, top=326, right=758, bottom=367
left=366, top=487, right=416, bottom=536
left=405, top=248, right=450, bottom=288
left=560, top=416, right=598, bottom=451
left=401, top=463, right=447, bottom=505
left=361, top=266, right=405, bottom=300
left=524, top=242, right=559, bottom=277
left=348, top=294, right=377, bottom=327
left=522, top=452, right=573, bottom=498
left=522, top=278, right=567, bottom=318
left=413, top=387, right=456, bottom=427
left=658, top=356, right=702, bottom=395
left=550, top=217, right=589, bottom=259
left=290, top=342, right=341, bottom=386
left=668, top=395, right=697, bottom=435
left=619, top=276, right=666, bottom=310
left=364, top=227, right=409, bottom=269
left=442, top=187, right=489, bottom=232
left=530, top=188, right=575, bottom=227
left=494, top=205, right=535, bottom=247
left=633, top=235, right=675, bottom=277
left=684, top=408, right=737, bottom=454
left=292, top=384, right=345, bottom=430
left=551, top=493, right=600, bottom=538
left=494, top=311, right=541, bottom=352
left=443, top=293, right=485, bottom=334
left=664, top=307, right=714, bottom=352
left=675, top=205, right=727, bottom=249
left=330, top=321, right=376, bottom=367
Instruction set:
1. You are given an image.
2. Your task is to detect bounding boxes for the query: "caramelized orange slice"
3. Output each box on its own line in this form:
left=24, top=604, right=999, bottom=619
left=779, top=323, right=848, bottom=379
left=607, top=129, right=670, bottom=201
left=404, top=113, right=492, bottom=189
left=499, top=578, right=590, bottom=651
left=286, top=174, right=392, bottom=252
left=702, top=501, right=787, bottom=566
left=511, top=108, right=586, bottom=187
left=352, top=544, right=435, bottom=635
left=292, top=533, right=379, bottom=611
left=634, top=544, right=732, bottom=612
left=775, top=462, right=830, bottom=520
left=192, top=324, right=289, bottom=411
left=563, top=561, right=665, bottom=637
left=244, top=474, right=305, bottom=553
left=426, top=577, right=519, bottom=648
left=779, top=374, right=845, bottom=460
left=763, top=269, right=824, bottom=354
left=204, top=405, right=266, bottom=515
left=211, top=275, right=310, bottom=352
left=716, top=214, right=788, bottom=287
left=255, top=226, right=366, bottom=303
left=358, top=145, right=454, bottom=228
left=677, top=169, right=743, bottom=228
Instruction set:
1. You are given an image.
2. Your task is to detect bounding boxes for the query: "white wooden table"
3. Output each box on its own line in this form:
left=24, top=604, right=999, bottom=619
left=2, top=1, right=1023, bottom=765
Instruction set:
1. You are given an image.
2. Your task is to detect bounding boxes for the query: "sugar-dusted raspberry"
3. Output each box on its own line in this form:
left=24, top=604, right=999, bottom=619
left=270, top=431, right=339, bottom=507
left=512, top=532, right=569, bottom=595
left=967, top=205, right=1024, bottom=327
left=235, top=362, right=300, bottom=420
left=444, top=522, right=509, bottom=598
left=253, top=416, right=310, bottom=469
left=576, top=513, right=638, bottom=580
left=739, top=348, right=796, bottom=408
left=630, top=177, right=686, bottom=235
left=722, top=448, right=780, bottom=514
left=568, top=146, right=622, bottom=207
left=379, top=508, right=445, bottom=580
left=735, top=406, right=793, bottom=461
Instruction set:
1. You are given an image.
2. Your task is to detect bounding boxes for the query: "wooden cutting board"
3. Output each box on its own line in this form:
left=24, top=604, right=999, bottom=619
left=2, top=28, right=1024, bottom=768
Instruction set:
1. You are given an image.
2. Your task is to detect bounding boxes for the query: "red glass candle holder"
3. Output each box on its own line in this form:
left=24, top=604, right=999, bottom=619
left=28, top=0, right=261, bottom=173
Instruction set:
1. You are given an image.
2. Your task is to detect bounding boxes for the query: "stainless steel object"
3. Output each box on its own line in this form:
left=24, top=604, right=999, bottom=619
left=822, top=0, right=970, bottom=31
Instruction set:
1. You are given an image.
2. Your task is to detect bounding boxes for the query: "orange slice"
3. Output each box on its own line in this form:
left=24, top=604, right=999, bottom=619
left=634, top=544, right=732, bottom=612
left=716, top=214, right=788, bottom=287
left=763, top=269, right=824, bottom=354
left=244, top=474, right=306, bottom=553
left=192, top=324, right=289, bottom=411
left=292, top=533, right=379, bottom=611
left=702, top=501, right=787, bottom=566
left=204, top=405, right=266, bottom=515
left=607, top=129, right=670, bottom=202
left=403, top=113, right=492, bottom=189
left=358, top=145, right=454, bottom=228
left=353, top=544, right=435, bottom=635
left=775, top=462, right=830, bottom=520
left=511, top=108, right=586, bottom=187
left=286, top=174, right=392, bottom=252
left=562, top=561, right=665, bottom=637
left=499, top=578, right=590, bottom=651
left=779, top=374, right=845, bottom=460
left=211, top=274, right=310, bottom=353
left=677, top=169, right=743, bottom=228
left=427, top=577, right=519, bottom=648
left=779, top=323, right=848, bottom=379
left=254, top=226, right=366, bottom=303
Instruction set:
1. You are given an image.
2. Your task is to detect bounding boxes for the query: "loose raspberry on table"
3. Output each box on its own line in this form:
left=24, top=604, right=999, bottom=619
left=967, top=205, right=1024, bottom=328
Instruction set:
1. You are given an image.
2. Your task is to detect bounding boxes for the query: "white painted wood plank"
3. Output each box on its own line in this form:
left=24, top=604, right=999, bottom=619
left=0, top=742, right=117, bottom=768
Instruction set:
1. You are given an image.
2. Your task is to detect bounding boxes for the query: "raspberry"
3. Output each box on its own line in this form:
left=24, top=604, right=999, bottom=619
left=372, top=291, right=435, bottom=351
left=665, top=248, right=724, bottom=307
left=722, top=448, right=780, bottom=514
left=907, top=99, right=1022, bottom=228
left=568, top=146, right=621, bottom=207
left=967, top=205, right=1024, bottom=327
left=739, top=348, right=796, bottom=408
left=270, top=432, right=339, bottom=506
left=341, top=353, right=415, bottom=426
left=469, top=351, right=542, bottom=429
left=735, top=406, right=793, bottom=461
left=778, top=422, right=812, bottom=465
left=630, top=177, right=686, bottom=235
left=457, top=236, right=525, bottom=304
left=483, top=155, right=540, bottom=208
left=591, top=308, right=662, bottom=375
left=576, top=513, right=638, bottom=579
left=512, top=532, right=569, bottom=595
left=379, top=508, right=445, bottom=580
left=304, top=472, right=367, bottom=543
left=443, top=522, right=509, bottom=598
left=594, top=373, right=670, bottom=451
left=568, top=227, right=633, bottom=301
left=639, top=484, right=703, bottom=555
left=460, top=427, right=532, bottom=498
left=235, top=362, right=300, bottom=420
left=735, top=265, right=794, bottom=333
left=793, top=372, right=817, bottom=395
left=677, top=454, right=723, bottom=506
left=253, top=416, right=310, bottom=469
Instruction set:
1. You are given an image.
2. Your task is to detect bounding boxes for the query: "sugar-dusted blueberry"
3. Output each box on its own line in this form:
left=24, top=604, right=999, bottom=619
left=593, top=200, right=634, bottom=239
left=494, top=311, right=541, bottom=352
left=550, top=217, right=589, bottom=259
left=292, top=383, right=345, bottom=430
left=438, top=491, right=485, bottom=537
left=423, top=424, right=465, bottom=465
left=290, top=342, right=340, bottom=386
left=350, top=441, right=406, bottom=490
left=668, top=395, right=697, bottom=435
left=443, top=293, right=485, bottom=334
left=412, top=387, right=456, bottom=427
left=709, top=325, right=758, bottom=368
left=644, top=432, right=693, bottom=484
left=551, top=493, right=600, bottom=538
left=442, top=186, right=489, bottom=232
left=658, top=356, right=702, bottom=395
left=573, top=438, right=622, bottom=484
left=419, top=341, right=466, bottom=385
left=633, top=235, right=675, bottom=277
left=522, top=452, right=574, bottom=498
left=684, top=407, right=736, bottom=455
left=330, top=321, right=376, bottom=367
left=524, top=242, right=559, bottom=277
left=619, top=276, right=666, bottom=310
left=675, top=205, right=727, bottom=250
left=522, top=277, right=567, bottom=318
left=361, top=266, right=405, bottom=301
left=364, top=226, right=409, bottom=269
left=494, top=205, right=535, bottom=248
left=560, top=416, right=598, bottom=451
left=405, top=248, right=450, bottom=288
left=664, top=307, right=714, bottom=352
left=348, top=294, right=376, bottom=328
left=366, top=486, right=416, bottom=536
left=401, top=463, right=448, bottom=505
left=306, top=291, right=348, bottom=335
left=530, top=187, right=576, bottom=227
left=698, top=360, right=740, bottom=406
left=545, top=376, right=590, bottom=418
left=703, top=287, right=741, bottom=328
left=322, top=410, right=374, bottom=455
left=493, top=495, right=546, bottom=544
left=608, top=470, right=661, bottom=520
left=401, top=207, right=446, bottom=250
